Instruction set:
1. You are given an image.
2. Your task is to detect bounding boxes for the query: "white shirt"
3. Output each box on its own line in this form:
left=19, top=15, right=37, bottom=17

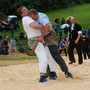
left=22, top=16, right=41, bottom=39
left=71, top=24, right=74, bottom=31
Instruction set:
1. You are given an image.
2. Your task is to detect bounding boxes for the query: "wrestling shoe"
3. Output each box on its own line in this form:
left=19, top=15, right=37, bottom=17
left=49, top=72, right=58, bottom=80
left=69, top=61, right=76, bottom=64
left=65, top=71, right=73, bottom=78
left=39, top=76, right=48, bottom=83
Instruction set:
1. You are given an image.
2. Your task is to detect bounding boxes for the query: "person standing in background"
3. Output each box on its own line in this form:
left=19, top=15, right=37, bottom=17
left=65, top=17, right=83, bottom=64
left=81, top=30, right=90, bottom=60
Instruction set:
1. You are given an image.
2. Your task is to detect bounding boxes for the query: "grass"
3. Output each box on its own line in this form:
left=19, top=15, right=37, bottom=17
left=0, top=57, right=37, bottom=61
left=45, top=3, right=90, bottom=30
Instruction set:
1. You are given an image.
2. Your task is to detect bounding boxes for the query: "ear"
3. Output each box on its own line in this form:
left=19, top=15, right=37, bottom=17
left=21, top=13, right=24, bottom=17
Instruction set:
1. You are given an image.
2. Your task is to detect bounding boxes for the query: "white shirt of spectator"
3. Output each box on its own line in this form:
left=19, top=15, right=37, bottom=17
left=22, top=16, right=41, bottom=39
left=71, top=24, right=74, bottom=31
left=71, top=24, right=82, bottom=34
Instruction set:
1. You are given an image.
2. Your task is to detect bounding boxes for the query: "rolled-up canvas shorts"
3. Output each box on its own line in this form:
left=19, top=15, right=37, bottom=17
left=28, top=37, right=39, bottom=50
left=44, top=31, right=58, bottom=46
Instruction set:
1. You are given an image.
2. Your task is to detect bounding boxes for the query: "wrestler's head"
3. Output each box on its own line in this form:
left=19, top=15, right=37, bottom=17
left=17, top=6, right=28, bottom=17
left=29, top=9, right=38, bottom=21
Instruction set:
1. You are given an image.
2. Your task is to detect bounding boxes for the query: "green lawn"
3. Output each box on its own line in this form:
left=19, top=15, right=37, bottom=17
left=46, top=3, right=90, bottom=30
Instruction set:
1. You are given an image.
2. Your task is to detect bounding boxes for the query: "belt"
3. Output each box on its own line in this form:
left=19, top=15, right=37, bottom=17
left=44, top=31, right=52, bottom=38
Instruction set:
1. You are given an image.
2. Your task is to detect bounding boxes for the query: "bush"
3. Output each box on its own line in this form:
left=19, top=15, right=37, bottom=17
left=0, top=0, right=90, bottom=15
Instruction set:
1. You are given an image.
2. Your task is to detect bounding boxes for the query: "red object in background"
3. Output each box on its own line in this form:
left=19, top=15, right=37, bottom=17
left=4, top=37, right=8, bottom=42
left=67, top=21, right=70, bottom=24
left=1, top=20, right=9, bottom=25
left=1, top=45, right=5, bottom=49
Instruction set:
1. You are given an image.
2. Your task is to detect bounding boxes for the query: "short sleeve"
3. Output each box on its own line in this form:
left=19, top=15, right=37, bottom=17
left=39, top=15, right=50, bottom=26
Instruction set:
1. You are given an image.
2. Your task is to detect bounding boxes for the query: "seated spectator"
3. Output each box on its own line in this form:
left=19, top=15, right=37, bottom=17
left=58, top=38, right=67, bottom=56
left=81, top=30, right=90, bottom=59
left=5, top=45, right=9, bottom=55
left=18, top=42, right=25, bottom=53
left=0, top=43, right=9, bottom=55
left=19, top=30, right=24, bottom=39
left=10, top=37, right=16, bottom=53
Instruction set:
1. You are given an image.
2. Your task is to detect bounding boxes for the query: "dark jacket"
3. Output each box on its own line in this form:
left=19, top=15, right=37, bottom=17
left=69, top=23, right=82, bottom=41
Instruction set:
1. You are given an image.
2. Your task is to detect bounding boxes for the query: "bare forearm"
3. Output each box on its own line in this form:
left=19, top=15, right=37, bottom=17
left=41, top=24, right=50, bottom=37
left=77, top=34, right=81, bottom=40
left=30, top=22, right=43, bottom=30
left=65, top=36, right=69, bottom=45
left=32, top=24, right=43, bottom=30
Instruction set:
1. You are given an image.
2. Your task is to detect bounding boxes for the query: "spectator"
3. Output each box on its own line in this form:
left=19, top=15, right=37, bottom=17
left=10, top=23, right=14, bottom=36
left=65, top=17, right=83, bottom=64
left=4, top=36, right=8, bottom=45
left=54, top=18, right=60, bottom=36
left=59, top=38, right=67, bottom=56
left=58, top=29, right=62, bottom=41
left=18, top=42, right=25, bottom=53
left=1, top=43, right=6, bottom=54
left=10, top=37, right=16, bottom=53
left=55, top=26, right=59, bottom=36
left=0, top=43, right=9, bottom=55
left=54, top=18, right=60, bottom=25
left=61, top=18, right=65, bottom=25
left=81, top=30, right=90, bottom=59
left=64, top=26, right=69, bottom=37
left=67, top=20, right=72, bottom=25
left=19, top=30, right=24, bottom=39
left=4, top=34, right=6, bottom=39
left=10, top=36, right=18, bottom=44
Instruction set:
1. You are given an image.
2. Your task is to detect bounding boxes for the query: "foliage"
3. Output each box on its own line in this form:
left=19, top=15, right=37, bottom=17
left=0, top=0, right=90, bottom=15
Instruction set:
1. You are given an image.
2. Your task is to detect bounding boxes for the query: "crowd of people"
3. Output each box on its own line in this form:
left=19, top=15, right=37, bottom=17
left=54, top=17, right=90, bottom=61
left=0, top=32, right=26, bottom=55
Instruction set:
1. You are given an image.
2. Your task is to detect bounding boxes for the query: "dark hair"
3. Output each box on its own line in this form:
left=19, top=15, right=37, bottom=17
left=17, top=6, right=24, bottom=17
left=29, top=9, right=38, bottom=16
left=54, top=18, right=59, bottom=23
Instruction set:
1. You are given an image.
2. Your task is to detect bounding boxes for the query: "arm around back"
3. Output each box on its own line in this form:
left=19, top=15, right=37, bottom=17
left=29, top=22, right=44, bottom=30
